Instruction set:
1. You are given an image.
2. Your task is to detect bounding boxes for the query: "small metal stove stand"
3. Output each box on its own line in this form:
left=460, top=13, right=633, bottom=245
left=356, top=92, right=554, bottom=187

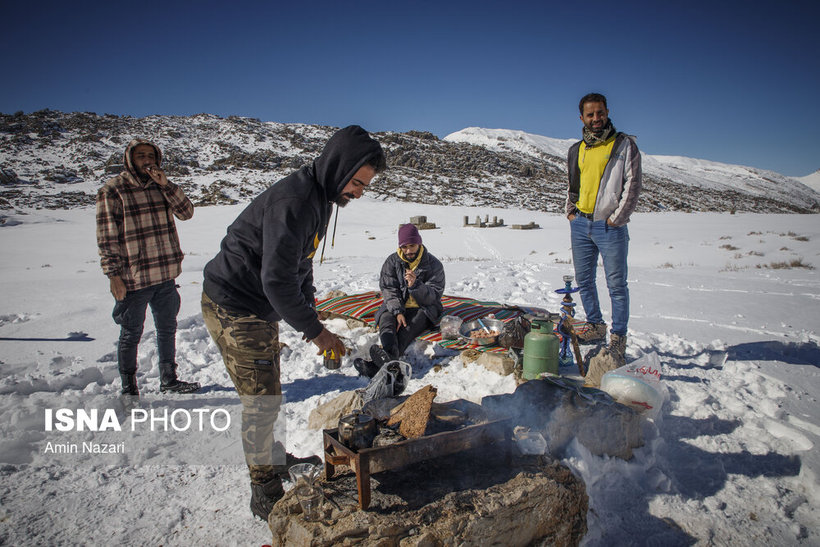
left=323, top=418, right=512, bottom=510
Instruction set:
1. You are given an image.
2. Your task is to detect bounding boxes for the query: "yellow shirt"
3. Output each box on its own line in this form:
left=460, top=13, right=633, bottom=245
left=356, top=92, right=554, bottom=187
left=398, top=246, right=424, bottom=308
left=576, top=136, right=616, bottom=214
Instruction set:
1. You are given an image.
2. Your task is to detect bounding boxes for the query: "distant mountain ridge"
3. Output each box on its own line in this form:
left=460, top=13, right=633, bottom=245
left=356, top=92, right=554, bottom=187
left=1, top=110, right=817, bottom=214
left=445, top=127, right=820, bottom=212
left=796, top=170, right=820, bottom=194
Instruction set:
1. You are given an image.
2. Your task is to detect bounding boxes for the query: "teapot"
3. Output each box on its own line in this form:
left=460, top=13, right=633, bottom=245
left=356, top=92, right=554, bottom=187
left=338, top=410, right=377, bottom=450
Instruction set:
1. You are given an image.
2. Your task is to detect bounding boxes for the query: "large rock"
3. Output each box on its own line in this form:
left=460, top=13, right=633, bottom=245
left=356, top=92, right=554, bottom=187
left=482, top=378, right=644, bottom=459
left=269, top=450, right=587, bottom=546
left=386, top=385, right=437, bottom=438
left=0, top=168, right=18, bottom=185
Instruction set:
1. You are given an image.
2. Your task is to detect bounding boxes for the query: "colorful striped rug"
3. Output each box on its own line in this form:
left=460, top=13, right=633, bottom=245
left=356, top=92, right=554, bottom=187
left=315, top=292, right=585, bottom=354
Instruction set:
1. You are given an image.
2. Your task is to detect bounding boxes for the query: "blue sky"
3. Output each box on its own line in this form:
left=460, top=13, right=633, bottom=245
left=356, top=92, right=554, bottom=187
left=2, top=0, right=818, bottom=176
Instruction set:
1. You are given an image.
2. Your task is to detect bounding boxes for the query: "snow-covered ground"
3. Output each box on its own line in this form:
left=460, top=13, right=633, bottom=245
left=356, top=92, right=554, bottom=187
left=1, top=198, right=818, bottom=545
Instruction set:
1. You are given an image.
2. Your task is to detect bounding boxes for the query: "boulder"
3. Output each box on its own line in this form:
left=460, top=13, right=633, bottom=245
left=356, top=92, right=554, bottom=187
left=482, top=378, right=644, bottom=460
left=0, top=168, right=18, bottom=185
left=583, top=347, right=622, bottom=388
left=307, top=391, right=364, bottom=431
left=269, top=450, right=587, bottom=546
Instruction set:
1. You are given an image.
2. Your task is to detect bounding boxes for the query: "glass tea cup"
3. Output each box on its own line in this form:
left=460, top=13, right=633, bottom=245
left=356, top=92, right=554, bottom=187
left=295, top=484, right=324, bottom=521
left=288, top=463, right=321, bottom=488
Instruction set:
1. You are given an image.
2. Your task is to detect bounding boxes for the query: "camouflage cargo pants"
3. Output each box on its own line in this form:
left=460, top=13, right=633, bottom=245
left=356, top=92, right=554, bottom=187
left=201, top=291, right=286, bottom=484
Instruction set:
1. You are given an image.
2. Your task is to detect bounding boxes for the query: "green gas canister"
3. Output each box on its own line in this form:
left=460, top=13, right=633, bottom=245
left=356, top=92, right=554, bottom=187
left=522, top=317, right=559, bottom=380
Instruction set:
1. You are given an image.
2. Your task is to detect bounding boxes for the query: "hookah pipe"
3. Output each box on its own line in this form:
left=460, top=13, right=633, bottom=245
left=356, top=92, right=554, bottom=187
left=554, top=275, right=586, bottom=376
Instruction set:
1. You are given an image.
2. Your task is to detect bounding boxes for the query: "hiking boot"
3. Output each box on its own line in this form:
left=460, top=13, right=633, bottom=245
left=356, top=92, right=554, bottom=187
left=285, top=452, right=323, bottom=468
left=577, top=322, right=607, bottom=343
left=609, top=333, right=627, bottom=363
left=118, top=377, right=141, bottom=415
left=160, top=379, right=201, bottom=393
left=120, top=373, right=139, bottom=396
left=354, top=357, right=380, bottom=379
left=369, top=345, right=392, bottom=368
left=159, top=362, right=201, bottom=393
left=249, top=476, right=284, bottom=520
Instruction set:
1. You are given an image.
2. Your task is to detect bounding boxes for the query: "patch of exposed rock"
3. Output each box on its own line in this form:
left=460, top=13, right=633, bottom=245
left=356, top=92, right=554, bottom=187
left=1, top=109, right=816, bottom=213
left=268, top=451, right=587, bottom=546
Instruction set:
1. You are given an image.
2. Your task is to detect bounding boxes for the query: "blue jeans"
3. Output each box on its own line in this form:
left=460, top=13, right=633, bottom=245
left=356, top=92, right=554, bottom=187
left=112, top=280, right=180, bottom=374
left=570, top=217, right=630, bottom=335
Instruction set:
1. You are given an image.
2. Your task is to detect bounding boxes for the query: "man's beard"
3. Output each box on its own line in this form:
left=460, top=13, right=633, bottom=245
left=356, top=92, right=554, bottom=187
left=334, top=193, right=354, bottom=207
left=135, top=167, right=151, bottom=181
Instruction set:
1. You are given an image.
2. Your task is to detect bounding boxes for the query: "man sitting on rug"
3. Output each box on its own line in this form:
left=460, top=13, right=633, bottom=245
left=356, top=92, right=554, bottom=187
left=355, top=223, right=445, bottom=378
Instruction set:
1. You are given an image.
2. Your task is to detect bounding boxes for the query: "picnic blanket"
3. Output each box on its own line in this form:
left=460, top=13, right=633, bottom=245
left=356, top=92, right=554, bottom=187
left=316, top=291, right=584, bottom=354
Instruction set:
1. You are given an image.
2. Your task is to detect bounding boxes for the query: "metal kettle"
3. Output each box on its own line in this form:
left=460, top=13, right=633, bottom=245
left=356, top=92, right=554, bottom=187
left=338, top=410, right=377, bottom=450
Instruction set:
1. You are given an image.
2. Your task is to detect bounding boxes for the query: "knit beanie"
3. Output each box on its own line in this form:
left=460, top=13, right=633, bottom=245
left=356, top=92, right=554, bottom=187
left=398, top=223, right=422, bottom=246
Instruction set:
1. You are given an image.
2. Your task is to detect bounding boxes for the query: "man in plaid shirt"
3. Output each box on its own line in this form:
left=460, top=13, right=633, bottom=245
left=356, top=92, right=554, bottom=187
left=96, top=138, right=200, bottom=396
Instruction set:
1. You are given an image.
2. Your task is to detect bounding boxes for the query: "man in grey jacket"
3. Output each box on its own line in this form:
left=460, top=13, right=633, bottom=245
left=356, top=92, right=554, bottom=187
left=355, top=223, right=445, bottom=378
left=201, top=125, right=386, bottom=520
left=566, top=93, right=642, bottom=362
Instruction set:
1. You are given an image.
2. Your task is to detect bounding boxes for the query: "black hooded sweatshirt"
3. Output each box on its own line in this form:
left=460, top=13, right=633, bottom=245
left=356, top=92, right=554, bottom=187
left=203, top=125, right=383, bottom=340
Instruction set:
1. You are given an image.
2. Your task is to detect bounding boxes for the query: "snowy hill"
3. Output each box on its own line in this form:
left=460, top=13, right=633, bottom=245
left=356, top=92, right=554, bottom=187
left=796, top=169, right=820, bottom=194
left=445, top=127, right=820, bottom=213
left=1, top=110, right=819, bottom=214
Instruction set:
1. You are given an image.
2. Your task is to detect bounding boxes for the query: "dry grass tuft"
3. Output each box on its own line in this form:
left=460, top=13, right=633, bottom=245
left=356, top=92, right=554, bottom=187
left=757, top=258, right=814, bottom=270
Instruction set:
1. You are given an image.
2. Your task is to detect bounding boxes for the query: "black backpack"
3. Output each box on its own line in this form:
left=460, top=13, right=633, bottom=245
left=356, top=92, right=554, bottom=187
left=498, top=315, right=531, bottom=349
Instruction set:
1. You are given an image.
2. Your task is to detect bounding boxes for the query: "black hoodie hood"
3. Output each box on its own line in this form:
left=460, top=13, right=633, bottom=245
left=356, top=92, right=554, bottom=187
left=312, top=125, right=384, bottom=202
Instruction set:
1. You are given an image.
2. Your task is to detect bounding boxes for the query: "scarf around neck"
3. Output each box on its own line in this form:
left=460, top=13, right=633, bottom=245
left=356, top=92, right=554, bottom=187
left=398, top=245, right=424, bottom=271
left=583, top=119, right=616, bottom=146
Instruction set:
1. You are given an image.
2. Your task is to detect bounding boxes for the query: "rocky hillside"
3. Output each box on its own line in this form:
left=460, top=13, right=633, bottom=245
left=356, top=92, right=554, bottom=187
left=1, top=110, right=817, bottom=214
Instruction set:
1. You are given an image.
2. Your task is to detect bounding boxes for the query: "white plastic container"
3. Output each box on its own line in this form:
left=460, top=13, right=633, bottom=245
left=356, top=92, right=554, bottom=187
left=599, top=352, right=667, bottom=418
left=599, top=373, right=663, bottom=414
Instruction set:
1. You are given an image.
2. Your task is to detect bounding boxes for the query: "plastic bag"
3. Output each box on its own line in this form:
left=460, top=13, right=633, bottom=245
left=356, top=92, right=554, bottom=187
left=498, top=315, right=531, bottom=349
left=599, top=352, right=667, bottom=418
left=439, top=315, right=463, bottom=339
left=360, top=360, right=412, bottom=404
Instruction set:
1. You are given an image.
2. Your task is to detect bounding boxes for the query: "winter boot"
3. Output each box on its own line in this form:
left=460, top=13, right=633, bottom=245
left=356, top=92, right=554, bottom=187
left=120, top=373, right=139, bottom=396
left=369, top=345, right=392, bottom=368
left=577, top=322, right=607, bottom=344
left=249, top=475, right=284, bottom=520
left=158, top=362, right=201, bottom=394
left=353, top=357, right=380, bottom=379
left=608, top=333, right=627, bottom=364
left=285, top=452, right=323, bottom=468
left=118, top=374, right=140, bottom=413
